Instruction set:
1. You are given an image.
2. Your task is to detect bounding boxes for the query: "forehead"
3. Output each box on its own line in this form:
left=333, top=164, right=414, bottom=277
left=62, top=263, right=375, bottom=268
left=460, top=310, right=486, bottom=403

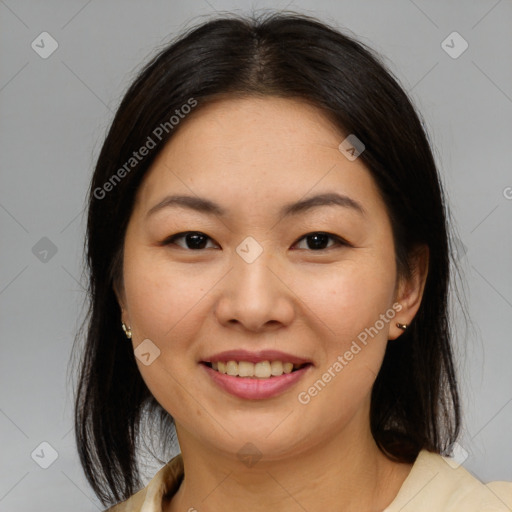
left=155, top=96, right=344, bottom=165
left=135, top=96, right=384, bottom=219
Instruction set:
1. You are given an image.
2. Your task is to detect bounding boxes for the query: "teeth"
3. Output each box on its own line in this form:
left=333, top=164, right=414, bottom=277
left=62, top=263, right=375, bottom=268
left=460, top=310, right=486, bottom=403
left=283, top=362, right=294, bottom=374
left=271, top=361, right=283, bottom=376
left=239, top=361, right=255, bottom=377
left=209, top=360, right=301, bottom=378
left=226, top=361, right=238, bottom=376
left=255, top=361, right=271, bottom=378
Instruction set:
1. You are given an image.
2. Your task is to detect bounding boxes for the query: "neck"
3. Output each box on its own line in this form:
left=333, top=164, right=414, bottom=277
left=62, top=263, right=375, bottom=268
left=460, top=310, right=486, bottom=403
left=166, top=418, right=413, bottom=512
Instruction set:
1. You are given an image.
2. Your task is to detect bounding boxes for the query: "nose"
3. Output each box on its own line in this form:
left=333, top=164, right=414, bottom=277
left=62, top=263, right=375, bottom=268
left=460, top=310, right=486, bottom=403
left=214, top=249, right=295, bottom=333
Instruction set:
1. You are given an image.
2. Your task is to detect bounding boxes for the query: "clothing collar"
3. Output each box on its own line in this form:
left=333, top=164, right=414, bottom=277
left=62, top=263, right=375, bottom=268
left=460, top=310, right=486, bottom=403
left=126, top=449, right=511, bottom=512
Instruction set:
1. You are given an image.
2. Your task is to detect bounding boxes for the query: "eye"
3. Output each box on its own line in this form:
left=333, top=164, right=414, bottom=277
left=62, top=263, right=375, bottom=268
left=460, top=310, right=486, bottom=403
left=161, top=231, right=350, bottom=251
left=162, top=231, right=219, bottom=250
left=292, top=232, right=349, bottom=251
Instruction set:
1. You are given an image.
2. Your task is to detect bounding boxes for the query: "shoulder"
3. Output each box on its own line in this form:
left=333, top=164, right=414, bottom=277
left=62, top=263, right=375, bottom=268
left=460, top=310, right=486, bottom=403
left=385, top=450, right=512, bottom=512
left=103, top=453, right=184, bottom=512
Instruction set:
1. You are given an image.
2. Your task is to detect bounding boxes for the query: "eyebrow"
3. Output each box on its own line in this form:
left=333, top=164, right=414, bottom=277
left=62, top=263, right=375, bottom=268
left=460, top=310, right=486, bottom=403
left=146, top=192, right=366, bottom=219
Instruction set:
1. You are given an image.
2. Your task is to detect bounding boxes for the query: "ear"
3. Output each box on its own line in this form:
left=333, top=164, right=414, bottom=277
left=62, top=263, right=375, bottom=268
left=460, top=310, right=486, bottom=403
left=389, top=244, right=429, bottom=340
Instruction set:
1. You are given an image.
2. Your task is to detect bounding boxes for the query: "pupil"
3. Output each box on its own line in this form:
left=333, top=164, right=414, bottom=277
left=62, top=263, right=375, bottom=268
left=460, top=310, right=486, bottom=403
left=307, top=233, right=328, bottom=250
left=187, top=232, right=207, bottom=249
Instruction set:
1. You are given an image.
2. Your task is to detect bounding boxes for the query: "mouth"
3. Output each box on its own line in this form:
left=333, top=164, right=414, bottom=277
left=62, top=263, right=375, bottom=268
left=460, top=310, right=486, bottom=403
left=201, top=360, right=312, bottom=378
left=200, top=359, right=313, bottom=400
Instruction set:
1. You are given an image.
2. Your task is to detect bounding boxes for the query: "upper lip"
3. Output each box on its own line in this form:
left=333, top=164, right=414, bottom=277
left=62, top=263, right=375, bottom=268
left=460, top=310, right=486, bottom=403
left=202, top=349, right=312, bottom=365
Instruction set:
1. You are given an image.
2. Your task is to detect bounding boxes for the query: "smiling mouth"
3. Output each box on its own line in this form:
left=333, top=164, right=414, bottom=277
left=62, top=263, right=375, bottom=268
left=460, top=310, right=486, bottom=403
left=201, top=360, right=311, bottom=378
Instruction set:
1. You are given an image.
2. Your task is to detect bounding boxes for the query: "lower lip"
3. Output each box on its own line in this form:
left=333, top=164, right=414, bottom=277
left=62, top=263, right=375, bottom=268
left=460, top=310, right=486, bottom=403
left=201, top=363, right=312, bottom=400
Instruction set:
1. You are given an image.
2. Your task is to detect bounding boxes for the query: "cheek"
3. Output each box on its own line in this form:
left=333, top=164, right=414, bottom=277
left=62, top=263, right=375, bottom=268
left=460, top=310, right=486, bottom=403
left=290, top=255, right=397, bottom=406
left=122, top=248, right=214, bottom=340
left=121, top=249, right=212, bottom=419
left=292, top=257, right=397, bottom=342
left=293, top=274, right=394, bottom=428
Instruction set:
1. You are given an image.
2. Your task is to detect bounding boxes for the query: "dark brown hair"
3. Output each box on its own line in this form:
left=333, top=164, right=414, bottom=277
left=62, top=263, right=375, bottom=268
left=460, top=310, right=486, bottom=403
left=73, top=11, right=461, bottom=508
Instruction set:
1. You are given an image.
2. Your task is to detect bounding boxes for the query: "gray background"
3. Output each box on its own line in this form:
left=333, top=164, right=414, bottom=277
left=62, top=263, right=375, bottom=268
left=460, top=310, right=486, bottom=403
left=1, top=0, right=511, bottom=510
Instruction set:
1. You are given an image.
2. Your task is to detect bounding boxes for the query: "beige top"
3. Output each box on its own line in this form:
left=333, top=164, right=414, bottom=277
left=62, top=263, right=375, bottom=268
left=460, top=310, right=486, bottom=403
left=105, top=449, right=512, bottom=512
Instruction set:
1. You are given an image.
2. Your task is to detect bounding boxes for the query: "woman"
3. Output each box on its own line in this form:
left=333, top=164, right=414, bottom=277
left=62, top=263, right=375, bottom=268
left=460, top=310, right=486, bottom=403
left=74, top=11, right=512, bottom=512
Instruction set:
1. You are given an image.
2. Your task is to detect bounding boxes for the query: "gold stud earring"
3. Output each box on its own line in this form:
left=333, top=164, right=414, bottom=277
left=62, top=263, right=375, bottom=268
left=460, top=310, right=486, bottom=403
left=396, top=322, right=408, bottom=330
left=121, top=322, right=132, bottom=339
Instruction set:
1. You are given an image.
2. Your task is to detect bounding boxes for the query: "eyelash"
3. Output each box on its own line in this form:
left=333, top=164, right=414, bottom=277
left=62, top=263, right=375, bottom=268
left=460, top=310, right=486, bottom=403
left=161, top=231, right=351, bottom=251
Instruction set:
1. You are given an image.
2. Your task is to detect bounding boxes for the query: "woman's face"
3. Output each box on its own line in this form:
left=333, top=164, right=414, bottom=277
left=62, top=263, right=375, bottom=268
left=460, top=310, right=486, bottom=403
left=119, top=97, right=419, bottom=460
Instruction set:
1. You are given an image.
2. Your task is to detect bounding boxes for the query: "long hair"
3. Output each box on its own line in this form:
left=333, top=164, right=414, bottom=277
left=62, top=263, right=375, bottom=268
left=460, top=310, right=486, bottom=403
left=73, top=11, right=461, bottom=507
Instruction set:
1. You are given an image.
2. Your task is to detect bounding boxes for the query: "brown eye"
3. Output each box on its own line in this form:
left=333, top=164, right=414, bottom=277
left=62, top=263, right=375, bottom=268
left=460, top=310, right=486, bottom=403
left=293, top=232, right=348, bottom=251
left=163, top=231, right=218, bottom=250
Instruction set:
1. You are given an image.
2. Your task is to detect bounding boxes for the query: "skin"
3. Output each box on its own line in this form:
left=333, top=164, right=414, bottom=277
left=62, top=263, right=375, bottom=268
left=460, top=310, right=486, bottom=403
left=116, top=96, right=429, bottom=512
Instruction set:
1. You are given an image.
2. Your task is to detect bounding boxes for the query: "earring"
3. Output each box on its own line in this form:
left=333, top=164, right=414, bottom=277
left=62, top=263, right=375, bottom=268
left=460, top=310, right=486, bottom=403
left=396, top=322, right=408, bottom=330
left=121, top=322, right=132, bottom=339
